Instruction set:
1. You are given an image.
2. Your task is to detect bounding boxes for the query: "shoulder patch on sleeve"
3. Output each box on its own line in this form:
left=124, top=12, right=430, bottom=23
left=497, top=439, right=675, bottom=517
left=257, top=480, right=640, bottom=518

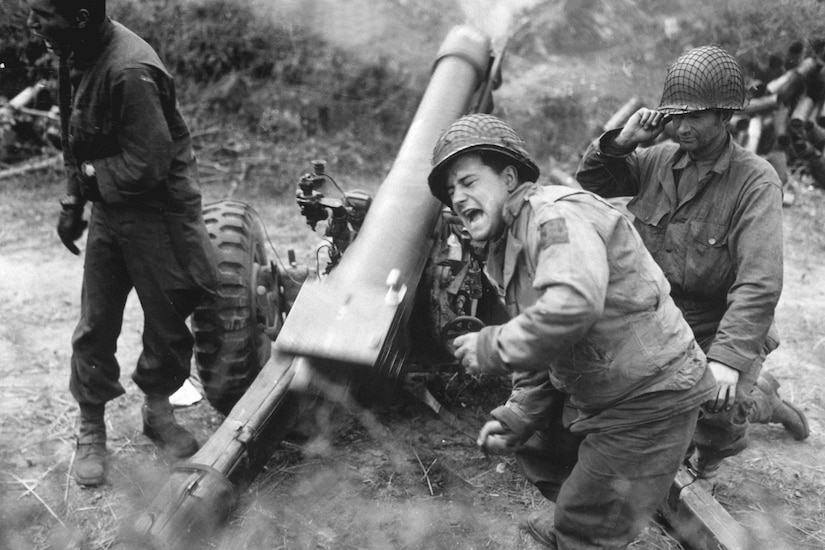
left=539, top=217, right=569, bottom=246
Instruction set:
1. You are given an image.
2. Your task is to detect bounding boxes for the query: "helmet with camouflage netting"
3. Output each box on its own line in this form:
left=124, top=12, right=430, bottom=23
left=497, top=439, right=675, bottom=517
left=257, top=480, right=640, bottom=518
left=657, top=45, right=747, bottom=115
left=428, top=114, right=540, bottom=207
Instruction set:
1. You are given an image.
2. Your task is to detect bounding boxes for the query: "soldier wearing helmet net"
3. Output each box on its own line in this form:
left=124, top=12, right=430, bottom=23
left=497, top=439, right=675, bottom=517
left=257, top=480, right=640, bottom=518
left=428, top=113, right=716, bottom=549
left=577, top=45, right=809, bottom=482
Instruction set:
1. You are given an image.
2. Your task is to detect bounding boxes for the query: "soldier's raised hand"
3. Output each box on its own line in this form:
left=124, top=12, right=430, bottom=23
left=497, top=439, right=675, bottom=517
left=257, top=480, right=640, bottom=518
left=614, top=107, right=669, bottom=149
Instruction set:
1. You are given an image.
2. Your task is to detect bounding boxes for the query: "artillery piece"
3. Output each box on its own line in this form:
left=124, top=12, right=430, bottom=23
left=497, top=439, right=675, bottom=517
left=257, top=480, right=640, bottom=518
left=116, top=23, right=754, bottom=550
left=117, top=24, right=504, bottom=550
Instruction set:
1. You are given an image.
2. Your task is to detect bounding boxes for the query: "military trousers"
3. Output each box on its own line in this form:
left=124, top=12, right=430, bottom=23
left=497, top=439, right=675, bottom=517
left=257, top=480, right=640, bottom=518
left=516, top=397, right=700, bottom=549
left=69, top=203, right=206, bottom=406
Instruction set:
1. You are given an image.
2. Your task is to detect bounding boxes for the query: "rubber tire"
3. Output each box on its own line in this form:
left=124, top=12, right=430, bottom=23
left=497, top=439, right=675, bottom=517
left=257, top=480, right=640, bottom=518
left=191, top=199, right=275, bottom=415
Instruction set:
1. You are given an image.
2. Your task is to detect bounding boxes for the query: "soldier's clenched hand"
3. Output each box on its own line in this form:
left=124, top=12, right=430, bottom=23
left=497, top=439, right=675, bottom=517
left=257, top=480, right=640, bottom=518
left=706, top=360, right=740, bottom=412
left=57, top=196, right=87, bottom=255
left=452, top=331, right=480, bottom=373
left=477, top=420, right=520, bottom=456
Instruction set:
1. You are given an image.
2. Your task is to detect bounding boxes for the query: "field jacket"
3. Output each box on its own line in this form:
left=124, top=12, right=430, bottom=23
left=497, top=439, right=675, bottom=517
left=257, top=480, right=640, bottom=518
left=477, top=183, right=711, bottom=431
left=63, top=19, right=217, bottom=292
left=577, top=130, right=783, bottom=375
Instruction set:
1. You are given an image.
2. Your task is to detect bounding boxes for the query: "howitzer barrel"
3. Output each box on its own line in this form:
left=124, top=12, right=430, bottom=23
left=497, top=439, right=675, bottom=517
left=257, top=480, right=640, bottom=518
left=116, top=350, right=303, bottom=549
left=335, top=24, right=490, bottom=287
left=115, top=26, right=495, bottom=550
left=276, top=25, right=492, bottom=368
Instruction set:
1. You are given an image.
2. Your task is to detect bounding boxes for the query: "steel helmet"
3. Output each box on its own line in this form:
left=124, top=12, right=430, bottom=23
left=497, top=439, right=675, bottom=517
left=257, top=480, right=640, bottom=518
left=428, top=114, right=540, bottom=207
left=657, top=45, right=747, bottom=115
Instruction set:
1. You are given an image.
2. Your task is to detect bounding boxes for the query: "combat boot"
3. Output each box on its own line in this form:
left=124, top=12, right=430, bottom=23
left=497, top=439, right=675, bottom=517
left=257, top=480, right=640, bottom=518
left=520, top=509, right=559, bottom=549
left=74, top=403, right=107, bottom=487
left=751, top=372, right=809, bottom=440
left=142, top=394, right=199, bottom=458
left=687, top=453, right=724, bottom=480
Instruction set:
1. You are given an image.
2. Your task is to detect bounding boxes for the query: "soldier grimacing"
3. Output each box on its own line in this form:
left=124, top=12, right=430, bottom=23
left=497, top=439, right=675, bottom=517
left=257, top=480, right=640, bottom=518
left=428, top=113, right=716, bottom=549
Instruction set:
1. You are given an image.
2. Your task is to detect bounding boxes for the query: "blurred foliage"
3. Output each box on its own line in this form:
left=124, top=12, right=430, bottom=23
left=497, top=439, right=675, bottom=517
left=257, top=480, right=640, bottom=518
left=108, top=0, right=422, bottom=151
left=505, top=0, right=825, bottom=171
left=7, top=0, right=825, bottom=186
left=112, top=0, right=311, bottom=84
left=0, top=0, right=51, bottom=99
left=2, top=0, right=423, bottom=178
left=657, top=0, right=825, bottom=64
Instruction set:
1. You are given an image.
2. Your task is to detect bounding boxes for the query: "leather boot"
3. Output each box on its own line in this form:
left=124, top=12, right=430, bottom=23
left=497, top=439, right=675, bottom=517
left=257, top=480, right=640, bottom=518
left=750, top=372, right=809, bottom=440
left=687, top=452, right=724, bottom=480
left=142, top=394, right=199, bottom=458
left=520, top=508, right=559, bottom=549
left=74, top=403, right=107, bottom=487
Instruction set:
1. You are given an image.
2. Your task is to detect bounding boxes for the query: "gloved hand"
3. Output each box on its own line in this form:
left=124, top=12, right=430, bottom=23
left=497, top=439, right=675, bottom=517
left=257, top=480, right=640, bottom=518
left=57, top=195, right=87, bottom=255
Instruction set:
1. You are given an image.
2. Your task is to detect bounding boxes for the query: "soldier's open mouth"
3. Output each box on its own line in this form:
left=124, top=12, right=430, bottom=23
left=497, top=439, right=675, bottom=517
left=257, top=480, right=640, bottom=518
left=462, top=208, right=482, bottom=224
left=33, top=35, right=57, bottom=51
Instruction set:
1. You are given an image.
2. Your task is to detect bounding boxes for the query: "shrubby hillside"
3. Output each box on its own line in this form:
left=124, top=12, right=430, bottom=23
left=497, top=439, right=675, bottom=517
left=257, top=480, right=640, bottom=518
left=5, top=0, right=825, bottom=184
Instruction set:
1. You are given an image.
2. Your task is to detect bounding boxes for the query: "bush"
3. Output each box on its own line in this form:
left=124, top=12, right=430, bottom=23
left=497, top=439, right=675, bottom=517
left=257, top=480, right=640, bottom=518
left=1, top=0, right=423, bottom=178
left=109, top=0, right=421, bottom=143
left=111, top=0, right=316, bottom=84
left=658, top=0, right=825, bottom=68
left=0, top=0, right=50, bottom=100
left=3, top=0, right=421, bottom=140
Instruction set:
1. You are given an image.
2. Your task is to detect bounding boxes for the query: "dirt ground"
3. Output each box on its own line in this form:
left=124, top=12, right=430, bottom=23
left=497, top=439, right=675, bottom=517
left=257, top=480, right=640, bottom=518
left=1, top=166, right=825, bottom=550
left=3, top=1, right=825, bottom=549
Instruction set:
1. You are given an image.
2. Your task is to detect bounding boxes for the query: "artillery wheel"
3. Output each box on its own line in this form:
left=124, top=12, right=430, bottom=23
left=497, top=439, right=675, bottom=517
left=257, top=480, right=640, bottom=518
left=191, top=199, right=280, bottom=415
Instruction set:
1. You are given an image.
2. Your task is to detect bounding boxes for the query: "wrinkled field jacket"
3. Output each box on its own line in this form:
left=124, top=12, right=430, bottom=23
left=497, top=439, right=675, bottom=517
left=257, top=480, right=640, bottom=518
left=64, top=19, right=216, bottom=292
left=577, top=131, right=783, bottom=375
left=476, top=183, right=709, bottom=421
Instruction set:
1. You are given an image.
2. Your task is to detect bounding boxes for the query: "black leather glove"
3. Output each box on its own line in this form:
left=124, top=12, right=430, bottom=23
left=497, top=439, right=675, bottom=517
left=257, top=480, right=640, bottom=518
left=57, top=195, right=87, bottom=255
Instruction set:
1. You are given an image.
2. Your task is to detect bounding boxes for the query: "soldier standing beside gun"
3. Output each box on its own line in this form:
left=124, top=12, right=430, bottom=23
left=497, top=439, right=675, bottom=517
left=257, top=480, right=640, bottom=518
left=577, top=45, right=809, bottom=480
left=428, top=114, right=716, bottom=549
left=26, top=0, right=217, bottom=486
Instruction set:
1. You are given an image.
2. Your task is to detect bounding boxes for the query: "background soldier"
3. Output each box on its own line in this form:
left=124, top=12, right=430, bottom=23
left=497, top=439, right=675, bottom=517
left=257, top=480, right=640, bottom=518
left=577, top=45, right=809, bottom=479
left=26, top=0, right=218, bottom=486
